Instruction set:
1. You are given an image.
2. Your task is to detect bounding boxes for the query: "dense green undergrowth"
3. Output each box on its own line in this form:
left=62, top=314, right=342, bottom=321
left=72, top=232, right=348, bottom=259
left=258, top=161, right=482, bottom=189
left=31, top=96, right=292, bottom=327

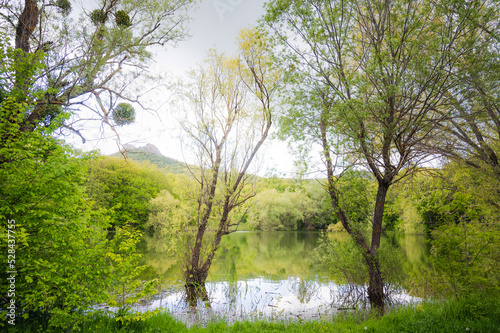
left=6, top=295, right=499, bottom=333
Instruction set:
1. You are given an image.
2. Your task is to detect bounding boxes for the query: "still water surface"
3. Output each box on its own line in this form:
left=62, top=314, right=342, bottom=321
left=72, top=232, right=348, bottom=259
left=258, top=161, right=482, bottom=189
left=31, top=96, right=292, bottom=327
left=137, top=231, right=429, bottom=324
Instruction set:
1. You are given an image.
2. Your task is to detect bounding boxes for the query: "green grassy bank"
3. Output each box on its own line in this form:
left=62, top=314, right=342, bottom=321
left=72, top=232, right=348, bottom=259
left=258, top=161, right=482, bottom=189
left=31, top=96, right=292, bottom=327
left=5, top=296, right=499, bottom=333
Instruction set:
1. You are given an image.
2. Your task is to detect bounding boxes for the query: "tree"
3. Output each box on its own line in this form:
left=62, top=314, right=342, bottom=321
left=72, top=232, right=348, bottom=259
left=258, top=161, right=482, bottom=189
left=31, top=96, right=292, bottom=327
left=173, top=28, right=281, bottom=304
left=397, top=0, right=500, bottom=300
left=86, top=156, right=173, bottom=229
left=409, top=162, right=500, bottom=298
left=263, top=0, right=475, bottom=313
left=0, top=0, right=195, bottom=141
left=0, top=33, right=151, bottom=330
left=247, top=188, right=317, bottom=231
left=428, top=0, right=500, bottom=192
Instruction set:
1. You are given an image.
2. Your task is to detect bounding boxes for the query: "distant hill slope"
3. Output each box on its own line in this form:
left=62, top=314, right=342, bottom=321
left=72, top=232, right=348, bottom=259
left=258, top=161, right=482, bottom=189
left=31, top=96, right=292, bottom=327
left=109, top=144, right=189, bottom=175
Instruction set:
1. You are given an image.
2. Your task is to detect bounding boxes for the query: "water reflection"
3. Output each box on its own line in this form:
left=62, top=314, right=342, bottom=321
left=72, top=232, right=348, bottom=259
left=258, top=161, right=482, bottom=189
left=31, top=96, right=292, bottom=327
left=138, top=231, right=428, bottom=324
left=129, top=277, right=419, bottom=325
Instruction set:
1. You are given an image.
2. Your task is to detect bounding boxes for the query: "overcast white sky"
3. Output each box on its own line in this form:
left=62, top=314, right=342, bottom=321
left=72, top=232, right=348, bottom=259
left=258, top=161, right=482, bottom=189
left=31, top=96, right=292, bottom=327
left=66, top=0, right=301, bottom=177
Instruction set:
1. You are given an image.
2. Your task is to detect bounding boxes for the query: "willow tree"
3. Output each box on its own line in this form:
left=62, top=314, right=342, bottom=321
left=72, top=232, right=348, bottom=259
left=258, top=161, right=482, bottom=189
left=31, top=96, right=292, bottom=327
left=0, top=0, right=194, bottom=138
left=264, top=0, right=476, bottom=313
left=429, top=1, right=500, bottom=184
left=174, top=28, right=281, bottom=304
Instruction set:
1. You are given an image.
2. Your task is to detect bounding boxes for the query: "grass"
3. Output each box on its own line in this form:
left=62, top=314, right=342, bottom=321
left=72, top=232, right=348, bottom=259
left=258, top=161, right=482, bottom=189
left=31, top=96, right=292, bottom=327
left=4, top=295, right=499, bottom=332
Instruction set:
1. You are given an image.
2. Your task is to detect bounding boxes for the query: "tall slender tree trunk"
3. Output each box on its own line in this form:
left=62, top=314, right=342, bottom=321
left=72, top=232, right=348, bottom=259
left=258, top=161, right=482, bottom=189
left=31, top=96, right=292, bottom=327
left=321, top=115, right=391, bottom=313
left=366, top=181, right=390, bottom=314
left=371, top=181, right=390, bottom=251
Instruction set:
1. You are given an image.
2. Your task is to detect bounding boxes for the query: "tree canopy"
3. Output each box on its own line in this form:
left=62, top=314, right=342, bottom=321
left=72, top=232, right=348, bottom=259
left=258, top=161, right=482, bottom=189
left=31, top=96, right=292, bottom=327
left=0, top=0, right=195, bottom=140
left=263, top=0, right=497, bottom=313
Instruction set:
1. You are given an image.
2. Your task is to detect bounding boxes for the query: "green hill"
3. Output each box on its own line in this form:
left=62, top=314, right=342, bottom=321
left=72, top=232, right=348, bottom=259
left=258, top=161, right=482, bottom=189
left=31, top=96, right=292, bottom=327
left=109, top=144, right=189, bottom=174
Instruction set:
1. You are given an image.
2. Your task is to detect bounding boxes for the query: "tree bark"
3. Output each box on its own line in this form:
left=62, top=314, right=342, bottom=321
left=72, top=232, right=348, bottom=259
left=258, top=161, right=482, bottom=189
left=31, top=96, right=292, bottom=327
left=16, top=0, right=38, bottom=52
left=367, top=180, right=390, bottom=314
left=371, top=181, right=390, bottom=252
left=185, top=280, right=210, bottom=308
left=365, top=251, right=385, bottom=315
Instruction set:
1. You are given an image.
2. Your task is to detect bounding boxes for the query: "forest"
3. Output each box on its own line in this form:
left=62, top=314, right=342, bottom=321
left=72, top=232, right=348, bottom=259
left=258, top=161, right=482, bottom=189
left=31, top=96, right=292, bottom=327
left=1, top=0, right=500, bottom=332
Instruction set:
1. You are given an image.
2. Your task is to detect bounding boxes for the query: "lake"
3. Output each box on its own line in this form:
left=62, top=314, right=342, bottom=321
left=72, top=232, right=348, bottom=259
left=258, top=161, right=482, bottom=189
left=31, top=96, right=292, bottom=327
left=135, top=231, right=429, bottom=325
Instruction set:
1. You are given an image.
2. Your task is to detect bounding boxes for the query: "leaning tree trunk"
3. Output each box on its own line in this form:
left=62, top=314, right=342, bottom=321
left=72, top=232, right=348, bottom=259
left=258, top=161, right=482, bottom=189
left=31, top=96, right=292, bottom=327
left=184, top=225, right=212, bottom=307
left=184, top=239, right=212, bottom=308
left=321, top=115, right=390, bottom=314
left=184, top=197, right=231, bottom=306
left=326, top=178, right=389, bottom=314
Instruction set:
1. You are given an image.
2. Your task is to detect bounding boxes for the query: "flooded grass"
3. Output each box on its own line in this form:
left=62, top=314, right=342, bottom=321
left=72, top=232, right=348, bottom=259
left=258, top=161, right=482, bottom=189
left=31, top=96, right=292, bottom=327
left=72, top=295, right=500, bottom=333
left=134, top=232, right=426, bottom=327
left=94, top=276, right=419, bottom=328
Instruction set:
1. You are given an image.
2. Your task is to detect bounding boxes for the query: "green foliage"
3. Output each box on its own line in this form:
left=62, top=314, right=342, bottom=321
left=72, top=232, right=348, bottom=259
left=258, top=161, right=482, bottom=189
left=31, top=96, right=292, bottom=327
left=0, top=136, right=157, bottom=330
left=112, top=102, right=135, bottom=125
left=316, top=235, right=369, bottom=286
left=110, top=146, right=189, bottom=175
left=115, top=10, right=132, bottom=28
left=247, top=178, right=334, bottom=231
left=399, top=163, right=500, bottom=299
left=333, top=171, right=374, bottom=231
left=395, top=196, right=425, bottom=235
left=430, top=221, right=500, bottom=298
left=1, top=0, right=195, bottom=136
left=247, top=189, right=317, bottom=230
left=0, top=46, right=159, bottom=329
left=91, top=9, right=108, bottom=25
left=317, top=234, right=407, bottom=285
left=410, top=164, right=499, bottom=233
left=257, top=176, right=298, bottom=193
left=318, top=170, right=393, bottom=234
left=141, top=174, right=198, bottom=281
left=55, top=0, right=72, bottom=15
left=86, top=156, right=173, bottom=229
left=375, top=179, right=427, bottom=235
left=106, top=227, right=158, bottom=318
left=0, top=37, right=92, bottom=329
left=145, top=179, right=196, bottom=240
left=300, top=180, right=336, bottom=229
left=0, top=126, right=108, bottom=329
left=327, top=222, right=347, bottom=232
left=0, top=131, right=157, bottom=330
left=0, top=33, right=69, bottom=132
left=263, top=0, right=494, bottom=312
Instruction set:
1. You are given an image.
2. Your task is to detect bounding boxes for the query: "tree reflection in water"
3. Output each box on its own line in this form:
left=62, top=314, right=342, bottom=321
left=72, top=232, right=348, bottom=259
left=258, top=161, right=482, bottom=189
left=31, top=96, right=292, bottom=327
left=138, top=232, right=428, bottom=325
left=125, top=277, right=419, bottom=326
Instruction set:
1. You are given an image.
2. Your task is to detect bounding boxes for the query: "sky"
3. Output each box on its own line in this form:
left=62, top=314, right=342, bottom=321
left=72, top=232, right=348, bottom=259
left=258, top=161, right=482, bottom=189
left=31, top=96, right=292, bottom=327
left=67, top=0, right=299, bottom=177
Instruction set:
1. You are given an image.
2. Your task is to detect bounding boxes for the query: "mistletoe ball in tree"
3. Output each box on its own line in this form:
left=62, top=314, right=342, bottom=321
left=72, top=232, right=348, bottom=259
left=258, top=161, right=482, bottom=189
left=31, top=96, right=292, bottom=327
left=112, top=103, right=135, bottom=125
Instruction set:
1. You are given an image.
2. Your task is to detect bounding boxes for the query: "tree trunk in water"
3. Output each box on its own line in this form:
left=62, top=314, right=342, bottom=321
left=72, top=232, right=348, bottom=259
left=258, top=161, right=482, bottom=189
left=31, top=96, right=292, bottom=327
left=185, top=278, right=210, bottom=308
left=183, top=197, right=228, bottom=308
left=184, top=262, right=211, bottom=308
left=366, top=181, right=390, bottom=315
left=365, top=252, right=385, bottom=315
left=320, top=116, right=390, bottom=315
